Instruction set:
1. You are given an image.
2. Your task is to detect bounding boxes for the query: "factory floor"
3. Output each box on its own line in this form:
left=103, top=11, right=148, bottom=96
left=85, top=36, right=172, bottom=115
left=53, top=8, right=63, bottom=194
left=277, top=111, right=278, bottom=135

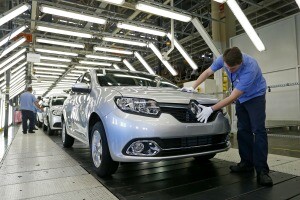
left=0, top=125, right=299, bottom=199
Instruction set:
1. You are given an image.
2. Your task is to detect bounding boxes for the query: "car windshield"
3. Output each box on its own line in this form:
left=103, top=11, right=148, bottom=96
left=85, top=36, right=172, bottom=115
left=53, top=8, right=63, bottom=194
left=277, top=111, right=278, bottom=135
left=51, top=97, right=67, bottom=106
left=96, top=70, right=178, bottom=89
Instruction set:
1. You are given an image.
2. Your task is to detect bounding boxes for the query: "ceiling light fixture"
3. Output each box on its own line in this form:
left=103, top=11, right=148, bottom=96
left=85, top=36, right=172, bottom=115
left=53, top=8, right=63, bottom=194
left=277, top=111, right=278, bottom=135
left=35, top=71, right=63, bottom=75
left=213, top=0, right=265, bottom=51
left=11, top=61, right=27, bottom=74
left=93, top=46, right=133, bottom=55
left=102, top=36, right=147, bottom=47
left=40, top=5, right=107, bottom=25
left=36, top=26, right=93, bottom=38
left=0, top=4, right=30, bottom=26
left=79, top=60, right=112, bottom=66
left=40, top=55, right=71, bottom=62
left=0, top=55, right=26, bottom=74
left=117, top=22, right=166, bottom=37
left=0, top=25, right=27, bottom=47
left=35, top=48, right=78, bottom=57
left=134, top=52, right=155, bottom=74
left=296, top=0, right=300, bottom=8
left=85, top=54, right=121, bottom=61
left=167, top=33, right=198, bottom=70
left=0, top=37, right=26, bottom=58
left=113, top=64, right=120, bottom=69
left=74, top=66, right=97, bottom=70
left=135, top=2, right=192, bottom=23
left=123, top=59, right=136, bottom=71
left=149, top=43, right=177, bottom=76
left=97, top=0, right=124, bottom=5
left=33, top=62, right=69, bottom=68
left=0, top=48, right=26, bottom=68
left=34, top=67, right=65, bottom=72
left=35, top=74, right=59, bottom=79
left=36, top=38, right=85, bottom=49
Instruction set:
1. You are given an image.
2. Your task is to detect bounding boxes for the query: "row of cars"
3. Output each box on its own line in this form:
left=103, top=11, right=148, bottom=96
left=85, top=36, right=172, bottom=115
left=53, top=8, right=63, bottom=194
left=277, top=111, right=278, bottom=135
left=39, top=68, right=231, bottom=177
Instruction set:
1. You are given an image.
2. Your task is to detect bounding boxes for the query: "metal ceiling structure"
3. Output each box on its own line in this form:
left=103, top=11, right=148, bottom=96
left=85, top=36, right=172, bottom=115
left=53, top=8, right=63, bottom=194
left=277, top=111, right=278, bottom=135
left=0, top=0, right=299, bottom=97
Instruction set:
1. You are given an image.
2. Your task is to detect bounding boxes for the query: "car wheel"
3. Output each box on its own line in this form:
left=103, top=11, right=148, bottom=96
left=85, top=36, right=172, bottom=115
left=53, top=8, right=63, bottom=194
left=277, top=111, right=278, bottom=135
left=62, top=120, right=74, bottom=148
left=194, top=153, right=216, bottom=162
left=90, top=122, right=119, bottom=177
left=42, top=122, right=47, bottom=131
left=47, top=118, right=53, bottom=135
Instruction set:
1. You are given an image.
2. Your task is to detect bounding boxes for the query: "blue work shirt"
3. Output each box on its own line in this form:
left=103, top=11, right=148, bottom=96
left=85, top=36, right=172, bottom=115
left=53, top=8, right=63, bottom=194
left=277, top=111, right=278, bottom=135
left=211, top=53, right=266, bottom=103
left=20, top=91, right=37, bottom=112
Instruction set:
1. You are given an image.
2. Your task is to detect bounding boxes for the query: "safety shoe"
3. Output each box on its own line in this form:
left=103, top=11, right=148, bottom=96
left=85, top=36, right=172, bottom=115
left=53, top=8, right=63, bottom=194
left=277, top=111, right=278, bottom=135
left=23, top=131, right=27, bottom=134
left=257, top=172, right=273, bottom=186
left=230, top=162, right=254, bottom=173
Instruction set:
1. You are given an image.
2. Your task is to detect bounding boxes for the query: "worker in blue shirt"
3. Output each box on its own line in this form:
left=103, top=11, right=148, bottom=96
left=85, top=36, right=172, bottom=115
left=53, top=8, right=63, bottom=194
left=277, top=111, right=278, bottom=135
left=181, top=47, right=273, bottom=186
left=20, top=86, right=44, bottom=134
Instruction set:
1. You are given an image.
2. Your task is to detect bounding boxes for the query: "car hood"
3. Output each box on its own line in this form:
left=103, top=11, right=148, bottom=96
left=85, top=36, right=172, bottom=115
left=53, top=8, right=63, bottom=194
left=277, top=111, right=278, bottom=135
left=111, top=86, right=219, bottom=104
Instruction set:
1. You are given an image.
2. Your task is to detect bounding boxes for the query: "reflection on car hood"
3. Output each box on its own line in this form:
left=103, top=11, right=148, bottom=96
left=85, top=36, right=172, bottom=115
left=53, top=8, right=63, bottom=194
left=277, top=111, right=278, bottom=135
left=51, top=105, right=63, bottom=111
left=111, top=86, right=219, bottom=104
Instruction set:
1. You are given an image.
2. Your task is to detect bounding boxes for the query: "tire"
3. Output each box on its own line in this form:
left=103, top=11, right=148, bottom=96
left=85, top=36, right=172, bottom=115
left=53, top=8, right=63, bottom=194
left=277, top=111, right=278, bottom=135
left=62, top=120, right=74, bottom=148
left=194, top=153, right=216, bottom=162
left=90, top=122, right=119, bottom=177
left=47, top=118, right=53, bottom=135
left=42, top=122, right=47, bottom=131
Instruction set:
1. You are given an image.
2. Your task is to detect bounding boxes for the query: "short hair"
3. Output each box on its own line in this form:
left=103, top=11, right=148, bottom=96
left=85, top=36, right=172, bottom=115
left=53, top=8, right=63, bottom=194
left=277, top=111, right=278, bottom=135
left=27, top=85, right=33, bottom=92
left=223, top=47, right=243, bottom=67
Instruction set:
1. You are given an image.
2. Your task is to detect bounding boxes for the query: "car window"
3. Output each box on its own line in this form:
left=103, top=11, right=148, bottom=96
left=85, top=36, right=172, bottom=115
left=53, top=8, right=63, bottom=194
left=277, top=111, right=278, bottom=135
left=51, top=97, right=67, bottom=106
left=96, top=70, right=178, bottom=89
left=81, top=73, right=91, bottom=86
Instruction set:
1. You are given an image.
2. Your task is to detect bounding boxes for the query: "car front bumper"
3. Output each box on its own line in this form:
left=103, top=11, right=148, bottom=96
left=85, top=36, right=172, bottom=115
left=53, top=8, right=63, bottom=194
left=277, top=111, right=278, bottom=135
left=103, top=109, right=231, bottom=162
left=50, top=115, right=62, bottom=130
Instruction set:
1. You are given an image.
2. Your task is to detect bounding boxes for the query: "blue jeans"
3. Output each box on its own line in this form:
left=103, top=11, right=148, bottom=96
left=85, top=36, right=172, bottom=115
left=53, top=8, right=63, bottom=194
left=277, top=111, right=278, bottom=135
left=236, top=95, right=269, bottom=173
left=21, top=110, right=35, bottom=132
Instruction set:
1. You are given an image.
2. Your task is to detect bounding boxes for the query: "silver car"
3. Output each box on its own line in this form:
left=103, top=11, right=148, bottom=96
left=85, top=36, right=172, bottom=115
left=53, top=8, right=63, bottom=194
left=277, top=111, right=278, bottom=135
left=43, top=95, right=67, bottom=135
left=62, top=69, right=231, bottom=177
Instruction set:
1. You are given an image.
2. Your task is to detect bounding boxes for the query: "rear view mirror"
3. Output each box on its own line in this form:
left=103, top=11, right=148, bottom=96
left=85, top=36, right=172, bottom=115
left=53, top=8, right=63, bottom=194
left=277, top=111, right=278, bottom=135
left=72, top=83, right=91, bottom=93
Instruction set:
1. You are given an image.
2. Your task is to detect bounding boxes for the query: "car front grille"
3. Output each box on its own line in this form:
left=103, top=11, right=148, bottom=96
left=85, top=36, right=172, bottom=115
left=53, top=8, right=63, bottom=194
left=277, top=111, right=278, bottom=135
left=159, top=104, right=220, bottom=123
left=53, top=122, right=62, bottom=128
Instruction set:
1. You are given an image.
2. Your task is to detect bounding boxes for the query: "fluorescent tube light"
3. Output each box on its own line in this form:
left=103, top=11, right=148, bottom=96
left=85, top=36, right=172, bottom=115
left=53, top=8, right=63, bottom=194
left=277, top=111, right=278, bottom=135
left=0, top=4, right=30, bottom=26
left=102, top=36, right=147, bottom=47
left=0, top=25, right=27, bottom=47
left=134, top=52, right=155, bottom=74
left=36, top=26, right=93, bottom=38
left=296, top=0, right=300, bottom=8
left=123, top=59, right=136, bottom=71
left=85, top=54, right=121, bottom=61
left=191, top=18, right=221, bottom=57
left=79, top=60, right=111, bottom=66
left=97, top=0, right=124, bottom=5
left=113, top=64, right=120, bottom=69
left=36, top=38, right=85, bottom=48
left=93, top=46, right=133, bottom=55
left=135, top=2, right=192, bottom=23
left=0, top=55, right=26, bottom=74
left=33, top=62, right=68, bottom=68
left=149, top=43, right=177, bottom=76
left=0, top=48, right=26, bottom=68
left=40, top=56, right=71, bottom=62
left=11, top=73, right=25, bottom=85
left=11, top=68, right=25, bottom=79
left=35, top=48, right=78, bottom=57
left=35, top=71, right=62, bottom=75
left=35, top=74, right=59, bottom=79
left=0, top=37, right=26, bottom=58
left=34, top=67, right=65, bottom=72
left=40, top=5, right=107, bottom=25
left=64, top=76, right=78, bottom=80
left=11, top=61, right=27, bottom=74
left=216, top=0, right=265, bottom=51
left=167, top=33, right=198, bottom=70
left=117, top=22, right=166, bottom=37
left=71, top=70, right=85, bottom=73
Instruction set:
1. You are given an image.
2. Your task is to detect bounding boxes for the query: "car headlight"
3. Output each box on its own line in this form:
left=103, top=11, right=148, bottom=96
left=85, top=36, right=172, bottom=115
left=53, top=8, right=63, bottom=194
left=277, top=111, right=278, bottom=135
left=114, top=97, right=160, bottom=117
left=52, top=109, right=62, bottom=116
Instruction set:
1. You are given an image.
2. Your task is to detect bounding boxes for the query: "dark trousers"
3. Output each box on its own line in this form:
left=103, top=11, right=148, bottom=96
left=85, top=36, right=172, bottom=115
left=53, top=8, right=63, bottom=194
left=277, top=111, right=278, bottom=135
left=21, top=110, right=35, bottom=132
left=236, top=95, right=269, bottom=173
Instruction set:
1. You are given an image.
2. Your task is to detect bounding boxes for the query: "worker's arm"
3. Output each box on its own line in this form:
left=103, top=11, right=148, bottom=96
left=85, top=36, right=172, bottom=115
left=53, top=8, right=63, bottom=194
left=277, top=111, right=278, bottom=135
left=192, top=68, right=214, bottom=89
left=212, top=88, right=243, bottom=111
left=34, top=101, right=44, bottom=111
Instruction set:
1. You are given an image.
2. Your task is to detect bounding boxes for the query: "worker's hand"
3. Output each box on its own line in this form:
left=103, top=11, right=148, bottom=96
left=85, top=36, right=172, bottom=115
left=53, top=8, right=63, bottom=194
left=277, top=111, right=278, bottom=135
left=181, top=87, right=195, bottom=93
left=196, top=105, right=213, bottom=123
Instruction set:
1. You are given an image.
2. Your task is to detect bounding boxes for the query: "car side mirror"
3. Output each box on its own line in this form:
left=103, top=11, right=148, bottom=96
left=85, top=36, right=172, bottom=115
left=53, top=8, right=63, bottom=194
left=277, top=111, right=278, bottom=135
left=72, top=83, right=91, bottom=93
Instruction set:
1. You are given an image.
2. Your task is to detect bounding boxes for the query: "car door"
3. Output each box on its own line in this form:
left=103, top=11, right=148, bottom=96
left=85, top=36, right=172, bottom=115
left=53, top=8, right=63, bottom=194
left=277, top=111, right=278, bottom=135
left=75, top=72, right=91, bottom=141
left=67, top=76, right=83, bottom=136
